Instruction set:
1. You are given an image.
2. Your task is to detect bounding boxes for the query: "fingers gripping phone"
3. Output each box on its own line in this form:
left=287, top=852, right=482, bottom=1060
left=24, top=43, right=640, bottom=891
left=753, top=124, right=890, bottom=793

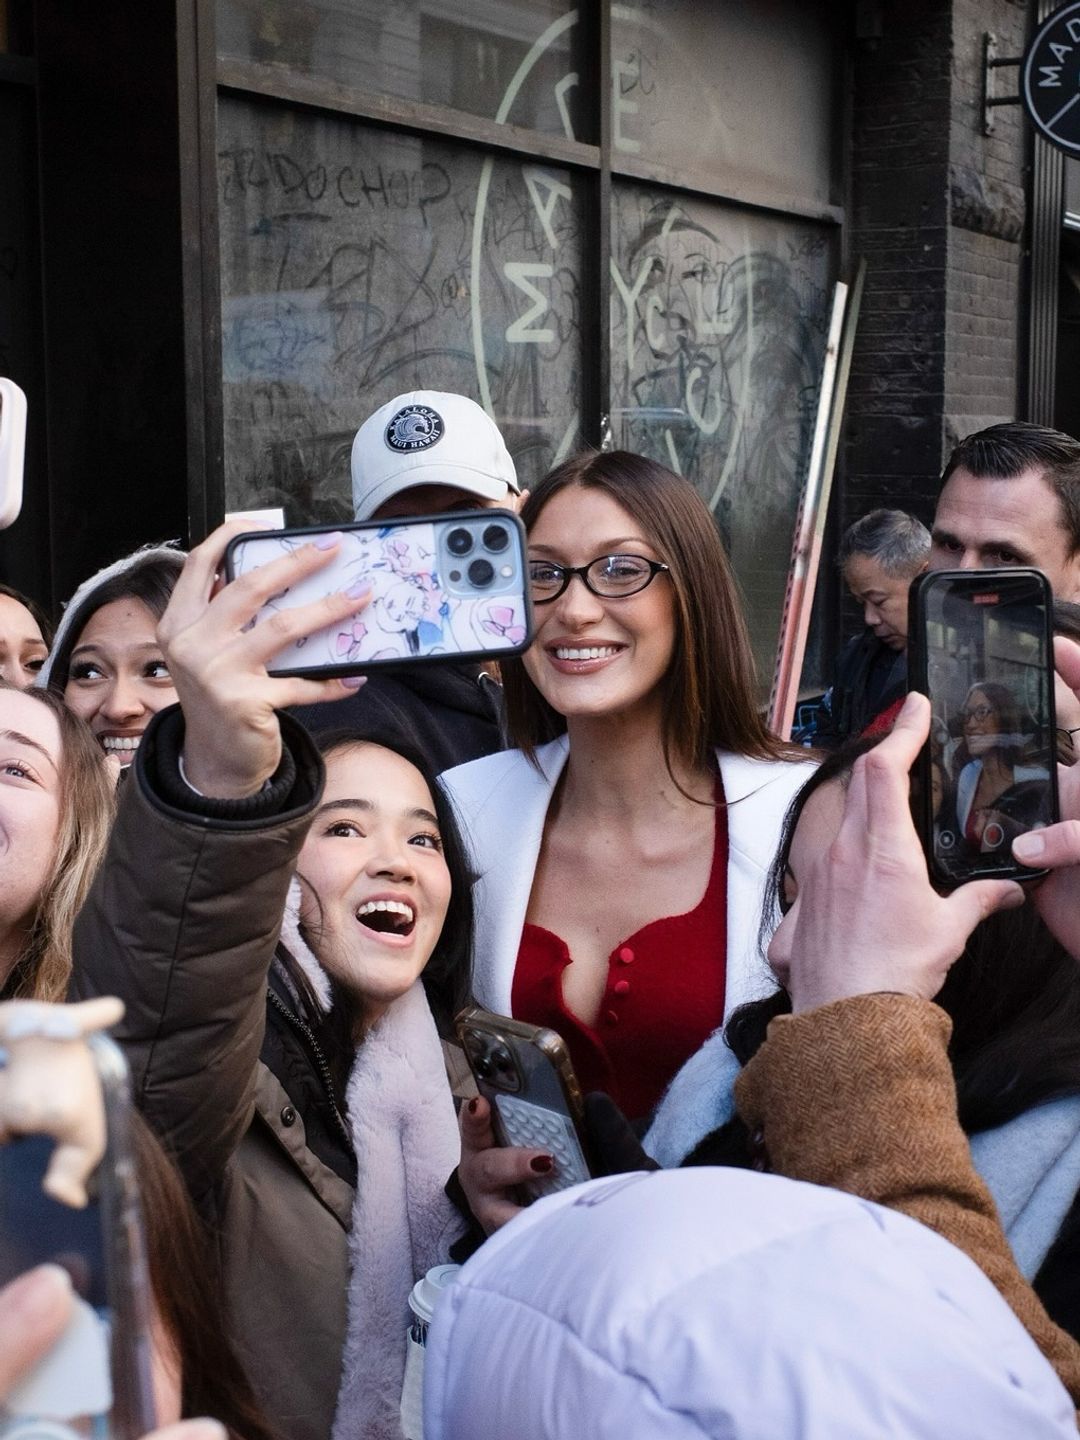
left=455, top=1008, right=593, bottom=1202
left=224, top=510, right=533, bottom=677
left=909, top=568, right=1059, bottom=887
left=0, top=1036, right=156, bottom=1440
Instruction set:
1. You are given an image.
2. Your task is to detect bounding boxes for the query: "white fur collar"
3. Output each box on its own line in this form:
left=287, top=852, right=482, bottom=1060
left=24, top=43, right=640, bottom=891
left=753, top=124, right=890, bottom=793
left=278, top=882, right=465, bottom=1440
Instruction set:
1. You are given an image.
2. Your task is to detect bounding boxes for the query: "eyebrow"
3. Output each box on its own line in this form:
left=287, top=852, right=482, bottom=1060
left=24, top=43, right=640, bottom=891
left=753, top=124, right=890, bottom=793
left=931, top=526, right=1034, bottom=562
left=315, top=798, right=440, bottom=826
left=0, top=728, right=58, bottom=773
left=529, top=536, right=652, bottom=556
left=70, top=640, right=163, bottom=658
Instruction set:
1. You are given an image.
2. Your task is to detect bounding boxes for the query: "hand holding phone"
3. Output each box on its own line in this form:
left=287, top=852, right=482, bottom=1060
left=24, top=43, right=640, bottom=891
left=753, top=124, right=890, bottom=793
left=777, top=693, right=1024, bottom=1016
left=1010, top=635, right=1080, bottom=961
left=158, top=521, right=373, bottom=798
left=908, top=569, right=1059, bottom=887
left=0, top=1003, right=156, bottom=1440
left=456, top=1009, right=592, bottom=1214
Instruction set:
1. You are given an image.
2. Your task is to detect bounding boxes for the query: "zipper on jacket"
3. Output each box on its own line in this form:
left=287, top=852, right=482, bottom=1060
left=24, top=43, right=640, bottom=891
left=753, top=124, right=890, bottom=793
left=266, top=986, right=353, bottom=1154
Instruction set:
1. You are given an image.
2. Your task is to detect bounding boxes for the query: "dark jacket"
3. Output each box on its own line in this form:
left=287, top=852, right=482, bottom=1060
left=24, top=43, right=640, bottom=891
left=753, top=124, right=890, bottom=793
left=289, top=663, right=504, bottom=774
left=71, top=709, right=353, bottom=1440
left=808, top=631, right=907, bottom=749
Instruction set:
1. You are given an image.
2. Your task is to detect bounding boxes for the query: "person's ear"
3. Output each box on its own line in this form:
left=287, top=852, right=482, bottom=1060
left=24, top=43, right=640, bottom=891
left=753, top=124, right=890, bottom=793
left=509, top=489, right=530, bottom=515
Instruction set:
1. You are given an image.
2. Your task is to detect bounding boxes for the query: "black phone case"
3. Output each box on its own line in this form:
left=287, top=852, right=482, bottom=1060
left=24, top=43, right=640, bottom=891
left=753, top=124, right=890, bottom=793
left=908, top=567, right=1057, bottom=888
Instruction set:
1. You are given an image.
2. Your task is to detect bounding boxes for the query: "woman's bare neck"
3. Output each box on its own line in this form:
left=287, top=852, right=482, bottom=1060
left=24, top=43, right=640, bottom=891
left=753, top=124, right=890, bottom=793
left=557, top=710, right=714, bottom=822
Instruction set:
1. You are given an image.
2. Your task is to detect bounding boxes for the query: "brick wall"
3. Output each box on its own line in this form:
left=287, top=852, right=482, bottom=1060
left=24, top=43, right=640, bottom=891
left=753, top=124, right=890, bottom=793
left=836, top=0, right=1030, bottom=640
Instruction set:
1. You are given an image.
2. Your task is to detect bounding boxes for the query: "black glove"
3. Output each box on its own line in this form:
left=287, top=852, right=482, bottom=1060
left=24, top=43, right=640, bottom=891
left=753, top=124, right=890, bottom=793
left=584, top=1092, right=660, bottom=1177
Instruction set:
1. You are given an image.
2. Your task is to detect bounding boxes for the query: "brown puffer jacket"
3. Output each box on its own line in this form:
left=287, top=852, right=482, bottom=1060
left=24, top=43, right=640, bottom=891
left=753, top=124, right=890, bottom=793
left=71, top=709, right=353, bottom=1440
left=735, top=993, right=1080, bottom=1420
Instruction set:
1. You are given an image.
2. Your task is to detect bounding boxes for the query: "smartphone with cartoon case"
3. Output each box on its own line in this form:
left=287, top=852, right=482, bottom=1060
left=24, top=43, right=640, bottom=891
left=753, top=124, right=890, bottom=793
left=0, top=1035, right=157, bottom=1440
left=455, top=1007, right=593, bottom=1202
left=224, top=510, right=533, bottom=677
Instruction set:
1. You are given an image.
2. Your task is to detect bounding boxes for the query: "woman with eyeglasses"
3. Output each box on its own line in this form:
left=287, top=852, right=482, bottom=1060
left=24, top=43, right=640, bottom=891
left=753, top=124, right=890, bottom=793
left=441, top=450, right=813, bottom=1212
left=953, top=682, right=1048, bottom=850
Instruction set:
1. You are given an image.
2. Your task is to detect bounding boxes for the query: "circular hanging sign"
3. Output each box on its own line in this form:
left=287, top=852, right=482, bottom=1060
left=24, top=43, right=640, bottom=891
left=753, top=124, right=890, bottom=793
left=1023, top=2, right=1080, bottom=155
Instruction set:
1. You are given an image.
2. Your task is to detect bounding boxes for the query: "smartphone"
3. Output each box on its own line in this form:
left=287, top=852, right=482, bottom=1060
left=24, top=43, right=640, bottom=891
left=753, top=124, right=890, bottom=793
left=0, top=377, right=27, bottom=531
left=908, top=568, right=1058, bottom=887
left=455, top=1007, right=593, bottom=1202
left=224, top=510, right=533, bottom=677
left=0, top=1035, right=156, bottom=1440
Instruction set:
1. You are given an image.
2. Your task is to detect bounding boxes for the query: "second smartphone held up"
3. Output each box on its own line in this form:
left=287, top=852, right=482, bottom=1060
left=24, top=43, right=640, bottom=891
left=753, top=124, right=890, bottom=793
left=225, top=510, right=533, bottom=677
left=908, top=567, right=1059, bottom=887
left=456, top=1008, right=593, bottom=1203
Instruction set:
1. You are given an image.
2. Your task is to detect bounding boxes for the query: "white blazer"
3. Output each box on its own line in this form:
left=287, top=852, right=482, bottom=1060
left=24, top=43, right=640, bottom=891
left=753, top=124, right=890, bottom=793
left=440, top=736, right=816, bottom=1022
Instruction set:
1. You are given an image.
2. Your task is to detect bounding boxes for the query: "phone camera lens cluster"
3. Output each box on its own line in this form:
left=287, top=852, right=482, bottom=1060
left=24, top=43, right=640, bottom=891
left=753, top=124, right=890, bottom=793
left=445, top=522, right=512, bottom=589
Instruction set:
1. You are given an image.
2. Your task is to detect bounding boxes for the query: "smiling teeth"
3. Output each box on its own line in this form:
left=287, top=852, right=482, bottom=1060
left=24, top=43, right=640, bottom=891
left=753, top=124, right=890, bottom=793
left=555, top=646, right=619, bottom=661
left=355, top=899, right=415, bottom=923
left=102, top=736, right=141, bottom=752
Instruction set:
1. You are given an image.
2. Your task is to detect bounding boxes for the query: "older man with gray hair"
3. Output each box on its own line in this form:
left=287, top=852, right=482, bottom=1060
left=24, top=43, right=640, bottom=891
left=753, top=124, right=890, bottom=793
left=807, top=508, right=930, bottom=748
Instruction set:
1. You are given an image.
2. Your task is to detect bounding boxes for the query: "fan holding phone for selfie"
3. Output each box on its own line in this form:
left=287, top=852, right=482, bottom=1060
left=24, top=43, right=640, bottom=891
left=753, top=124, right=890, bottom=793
left=0, top=378, right=27, bottom=531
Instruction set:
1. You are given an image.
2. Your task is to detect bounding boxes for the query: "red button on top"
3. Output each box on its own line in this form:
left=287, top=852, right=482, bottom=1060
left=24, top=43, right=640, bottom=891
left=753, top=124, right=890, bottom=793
left=605, top=1009, right=619, bottom=1026
left=617, top=946, right=635, bottom=964
left=613, top=979, right=630, bottom=996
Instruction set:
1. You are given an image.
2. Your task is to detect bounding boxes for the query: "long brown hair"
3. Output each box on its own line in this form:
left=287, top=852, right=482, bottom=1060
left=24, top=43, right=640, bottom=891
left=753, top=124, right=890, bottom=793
left=132, top=1113, right=278, bottom=1440
left=0, top=683, right=115, bottom=1001
left=502, top=450, right=787, bottom=777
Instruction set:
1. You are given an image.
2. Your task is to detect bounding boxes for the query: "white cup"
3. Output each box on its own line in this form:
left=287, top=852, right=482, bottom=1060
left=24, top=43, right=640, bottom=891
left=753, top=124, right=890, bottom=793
left=400, top=1264, right=461, bottom=1440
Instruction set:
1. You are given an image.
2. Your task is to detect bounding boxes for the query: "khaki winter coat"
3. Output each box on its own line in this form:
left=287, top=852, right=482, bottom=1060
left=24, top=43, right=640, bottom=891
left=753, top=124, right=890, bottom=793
left=72, top=712, right=352, bottom=1440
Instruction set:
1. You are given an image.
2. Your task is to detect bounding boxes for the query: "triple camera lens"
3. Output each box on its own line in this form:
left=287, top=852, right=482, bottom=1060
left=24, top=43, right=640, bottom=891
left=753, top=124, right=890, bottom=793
left=446, top=523, right=509, bottom=588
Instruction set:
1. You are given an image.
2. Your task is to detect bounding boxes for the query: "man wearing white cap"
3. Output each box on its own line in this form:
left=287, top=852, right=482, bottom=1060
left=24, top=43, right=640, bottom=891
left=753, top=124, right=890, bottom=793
left=290, top=391, right=525, bottom=771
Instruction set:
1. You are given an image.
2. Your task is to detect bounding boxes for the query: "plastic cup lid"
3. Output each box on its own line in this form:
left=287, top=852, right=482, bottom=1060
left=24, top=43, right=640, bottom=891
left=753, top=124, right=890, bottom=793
left=408, top=1263, right=462, bottom=1323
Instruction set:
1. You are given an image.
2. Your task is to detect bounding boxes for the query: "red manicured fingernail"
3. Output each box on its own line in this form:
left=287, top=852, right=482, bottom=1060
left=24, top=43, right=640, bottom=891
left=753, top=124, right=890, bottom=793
left=467, top=1097, right=480, bottom=1116
left=530, top=1154, right=554, bottom=1174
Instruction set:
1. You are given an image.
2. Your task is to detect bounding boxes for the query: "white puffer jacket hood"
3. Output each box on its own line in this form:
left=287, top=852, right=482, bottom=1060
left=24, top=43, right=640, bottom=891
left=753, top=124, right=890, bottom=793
left=424, top=1168, right=1077, bottom=1440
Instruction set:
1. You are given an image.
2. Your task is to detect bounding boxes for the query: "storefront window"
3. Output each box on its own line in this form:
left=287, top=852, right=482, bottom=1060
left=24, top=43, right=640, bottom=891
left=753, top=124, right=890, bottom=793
left=218, top=0, right=588, bottom=141
left=218, top=96, right=583, bottom=520
left=610, top=1, right=837, bottom=208
left=610, top=184, right=832, bottom=688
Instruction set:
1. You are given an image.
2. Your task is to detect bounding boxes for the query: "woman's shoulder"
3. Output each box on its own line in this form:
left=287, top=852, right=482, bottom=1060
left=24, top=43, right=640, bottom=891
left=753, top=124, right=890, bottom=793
left=440, top=736, right=569, bottom=814
left=715, top=749, right=818, bottom=804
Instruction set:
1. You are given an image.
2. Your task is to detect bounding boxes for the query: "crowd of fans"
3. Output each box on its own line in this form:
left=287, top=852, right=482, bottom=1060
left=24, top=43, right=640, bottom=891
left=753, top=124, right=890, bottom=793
left=6, top=397, right=1080, bottom=1438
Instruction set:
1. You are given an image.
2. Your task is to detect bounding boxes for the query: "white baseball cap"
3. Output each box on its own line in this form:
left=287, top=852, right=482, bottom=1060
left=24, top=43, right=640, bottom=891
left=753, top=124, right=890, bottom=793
left=350, top=391, right=520, bottom=520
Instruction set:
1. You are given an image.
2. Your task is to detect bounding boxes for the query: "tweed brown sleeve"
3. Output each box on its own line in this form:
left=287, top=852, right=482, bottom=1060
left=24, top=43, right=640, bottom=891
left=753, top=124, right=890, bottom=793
left=734, top=992, right=1080, bottom=1409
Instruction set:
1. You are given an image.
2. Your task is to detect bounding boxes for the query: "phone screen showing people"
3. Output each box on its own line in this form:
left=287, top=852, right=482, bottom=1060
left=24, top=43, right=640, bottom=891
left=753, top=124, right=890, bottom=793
left=0, top=1135, right=113, bottom=1439
left=913, top=569, right=1057, bottom=885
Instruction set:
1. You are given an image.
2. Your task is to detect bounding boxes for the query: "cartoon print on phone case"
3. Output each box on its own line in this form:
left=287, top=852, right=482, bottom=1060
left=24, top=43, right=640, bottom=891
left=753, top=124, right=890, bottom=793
left=229, top=519, right=529, bottom=671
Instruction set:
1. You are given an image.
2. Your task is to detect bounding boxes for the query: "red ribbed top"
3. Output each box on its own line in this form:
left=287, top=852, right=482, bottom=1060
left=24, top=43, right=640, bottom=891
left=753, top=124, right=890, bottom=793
left=512, top=783, right=729, bottom=1121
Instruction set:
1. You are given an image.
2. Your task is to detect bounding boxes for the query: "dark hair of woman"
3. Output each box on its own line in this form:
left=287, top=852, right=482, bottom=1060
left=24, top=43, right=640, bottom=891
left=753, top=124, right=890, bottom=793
left=684, top=734, right=1080, bottom=1167
left=0, top=582, right=53, bottom=648
left=500, top=449, right=787, bottom=777
left=131, top=1111, right=278, bottom=1440
left=283, top=727, right=476, bottom=1104
left=952, top=679, right=1032, bottom=772
left=45, top=552, right=183, bottom=695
